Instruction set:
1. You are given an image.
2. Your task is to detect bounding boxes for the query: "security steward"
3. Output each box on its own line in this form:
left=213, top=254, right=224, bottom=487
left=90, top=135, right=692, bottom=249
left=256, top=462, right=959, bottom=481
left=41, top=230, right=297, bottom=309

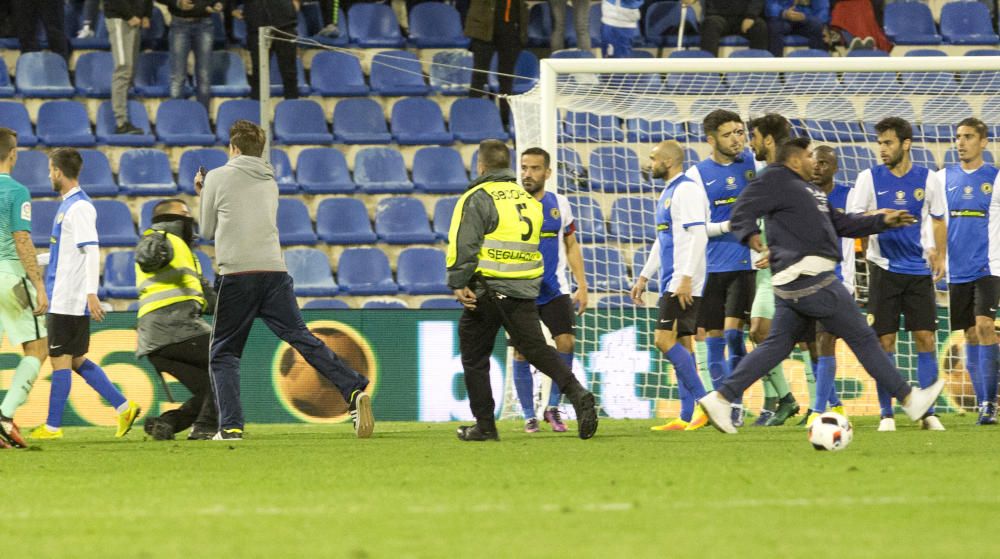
left=135, top=199, right=217, bottom=440
left=446, top=140, right=598, bottom=441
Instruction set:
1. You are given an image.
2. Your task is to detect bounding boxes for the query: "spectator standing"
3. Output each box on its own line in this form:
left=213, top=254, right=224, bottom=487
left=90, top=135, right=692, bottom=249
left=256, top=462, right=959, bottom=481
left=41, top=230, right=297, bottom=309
left=466, top=0, right=527, bottom=126
left=159, top=1, right=221, bottom=109
left=550, top=0, right=590, bottom=51
left=690, top=0, right=768, bottom=56
left=13, top=0, right=70, bottom=61
left=244, top=0, right=300, bottom=101
left=766, top=0, right=828, bottom=56
left=106, top=1, right=152, bottom=135
left=73, top=0, right=103, bottom=39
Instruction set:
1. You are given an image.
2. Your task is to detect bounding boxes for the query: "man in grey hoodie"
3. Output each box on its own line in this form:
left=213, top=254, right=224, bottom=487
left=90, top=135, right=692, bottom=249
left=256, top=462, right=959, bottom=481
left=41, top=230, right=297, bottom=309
left=196, top=120, right=373, bottom=440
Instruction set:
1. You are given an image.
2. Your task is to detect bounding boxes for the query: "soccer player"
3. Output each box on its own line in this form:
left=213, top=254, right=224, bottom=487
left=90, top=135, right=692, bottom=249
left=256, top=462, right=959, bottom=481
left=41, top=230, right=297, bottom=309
left=684, top=109, right=762, bottom=426
left=30, top=148, right=142, bottom=440
left=697, top=137, right=944, bottom=434
left=511, top=147, right=588, bottom=433
left=848, top=117, right=947, bottom=432
left=631, top=140, right=710, bottom=432
left=0, top=128, right=49, bottom=449
left=935, top=117, right=1000, bottom=425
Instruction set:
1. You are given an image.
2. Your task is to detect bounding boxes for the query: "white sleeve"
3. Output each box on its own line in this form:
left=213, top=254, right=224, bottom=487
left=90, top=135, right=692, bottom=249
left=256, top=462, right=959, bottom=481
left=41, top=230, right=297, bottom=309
left=684, top=166, right=704, bottom=190
left=674, top=181, right=707, bottom=228
left=556, top=193, right=574, bottom=232
left=37, top=252, right=50, bottom=266
left=677, top=225, right=708, bottom=280
left=84, top=244, right=100, bottom=295
left=925, top=172, right=945, bottom=218
left=641, top=239, right=661, bottom=279
left=847, top=169, right=875, bottom=213
left=66, top=202, right=100, bottom=248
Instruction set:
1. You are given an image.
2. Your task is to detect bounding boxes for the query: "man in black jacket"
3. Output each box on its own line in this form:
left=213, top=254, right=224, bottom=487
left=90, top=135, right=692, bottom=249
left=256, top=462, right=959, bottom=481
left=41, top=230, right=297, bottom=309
left=696, top=137, right=945, bottom=434
left=13, top=0, right=69, bottom=60
left=244, top=0, right=300, bottom=100
left=106, top=0, right=153, bottom=135
left=687, top=0, right=768, bottom=56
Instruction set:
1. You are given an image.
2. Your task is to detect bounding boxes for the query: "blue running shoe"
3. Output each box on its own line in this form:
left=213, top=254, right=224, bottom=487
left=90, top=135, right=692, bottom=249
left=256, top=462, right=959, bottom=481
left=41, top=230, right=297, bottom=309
left=753, top=410, right=774, bottom=427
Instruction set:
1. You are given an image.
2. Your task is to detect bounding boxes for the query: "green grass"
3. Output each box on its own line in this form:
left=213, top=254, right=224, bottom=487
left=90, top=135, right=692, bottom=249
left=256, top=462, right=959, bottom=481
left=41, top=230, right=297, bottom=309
left=4, top=416, right=999, bottom=558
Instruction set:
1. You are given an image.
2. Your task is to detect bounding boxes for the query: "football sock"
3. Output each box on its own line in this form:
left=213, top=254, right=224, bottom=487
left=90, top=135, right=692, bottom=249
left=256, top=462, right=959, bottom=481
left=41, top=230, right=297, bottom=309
left=724, top=329, right=745, bottom=405
left=512, top=359, right=535, bottom=420
left=966, top=343, right=984, bottom=404
left=825, top=357, right=843, bottom=407
left=0, top=356, right=41, bottom=418
left=762, top=371, right=778, bottom=412
left=769, top=365, right=792, bottom=399
left=666, top=344, right=707, bottom=401
left=916, top=351, right=938, bottom=415
left=981, top=343, right=999, bottom=404
left=813, top=356, right=836, bottom=414
left=677, top=376, right=694, bottom=422
left=46, top=368, right=72, bottom=429
left=75, top=359, right=127, bottom=410
left=801, top=352, right=816, bottom=403
left=548, top=352, right=571, bottom=407
left=705, top=337, right=730, bottom=391
left=877, top=352, right=896, bottom=417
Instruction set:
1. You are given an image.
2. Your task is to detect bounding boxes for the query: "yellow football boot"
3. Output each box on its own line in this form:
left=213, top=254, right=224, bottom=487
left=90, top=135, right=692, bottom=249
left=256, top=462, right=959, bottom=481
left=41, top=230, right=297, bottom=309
left=651, top=418, right=689, bottom=431
left=116, top=401, right=142, bottom=438
left=684, top=407, right=709, bottom=430
left=29, top=425, right=63, bottom=440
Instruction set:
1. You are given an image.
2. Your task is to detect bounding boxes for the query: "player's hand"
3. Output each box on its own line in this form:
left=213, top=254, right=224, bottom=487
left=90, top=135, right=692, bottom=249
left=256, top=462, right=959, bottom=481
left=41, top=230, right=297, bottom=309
left=87, top=294, right=106, bottom=322
left=673, top=277, right=693, bottom=310
left=930, top=250, right=946, bottom=282
left=453, top=287, right=477, bottom=310
left=754, top=250, right=770, bottom=270
left=32, top=283, right=48, bottom=316
left=141, top=17, right=151, bottom=29
left=741, top=18, right=755, bottom=34
left=178, top=0, right=195, bottom=10
left=630, top=276, right=648, bottom=306
left=747, top=233, right=765, bottom=254
left=882, top=209, right=917, bottom=228
left=194, top=169, right=206, bottom=195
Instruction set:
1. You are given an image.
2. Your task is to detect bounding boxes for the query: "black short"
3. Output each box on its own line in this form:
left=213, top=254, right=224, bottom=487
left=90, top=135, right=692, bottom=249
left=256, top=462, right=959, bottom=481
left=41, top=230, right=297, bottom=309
left=697, top=270, right=756, bottom=330
left=656, top=294, right=701, bottom=337
left=537, top=294, right=575, bottom=338
left=46, top=313, right=91, bottom=358
left=867, top=265, right=938, bottom=335
left=949, top=276, right=1000, bottom=331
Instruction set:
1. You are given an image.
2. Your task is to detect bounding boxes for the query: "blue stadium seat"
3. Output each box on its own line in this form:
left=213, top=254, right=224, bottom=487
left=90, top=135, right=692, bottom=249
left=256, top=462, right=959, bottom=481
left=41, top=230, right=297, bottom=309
left=551, top=48, right=594, bottom=59
left=631, top=245, right=659, bottom=293
left=74, top=51, right=113, bottom=98
left=408, top=2, right=469, bottom=47
left=101, top=252, right=137, bottom=299
left=749, top=97, right=798, bottom=117
left=95, top=100, right=155, bottom=146
left=430, top=50, right=472, bottom=96
left=303, top=299, right=350, bottom=310
left=332, top=98, right=392, bottom=144
left=178, top=148, right=228, bottom=194
left=884, top=2, right=941, bottom=44
left=134, top=52, right=178, bottom=98
left=354, top=148, right=413, bottom=193
left=269, top=53, right=311, bottom=97
left=450, top=98, right=508, bottom=143
left=138, top=199, right=161, bottom=232
left=944, top=147, right=995, bottom=168
left=589, top=146, right=648, bottom=193
left=310, top=51, right=368, bottom=96
left=726, top=49, right=777, bottom=94
left=562, top=111, right=624, bottom=142
left=295, top=148, right=354, bottom=194
left=209, top=51, right=251, bottom=97
left=919, top=97, right=972, bottom=143
left=285, top=248, right=338, bottom=296
left=12, top=150, right=50, bottom=197
left=488, top=51, right=540, bottom=94
left=861, top=97, right=916, bottom=139
left=15, top=52, right=74, bottom=97
left=397, top=248, right=450, bottom=295
left=337, top=248, right=398, bottom=295
left=37, top=101, right=95, bottom=147
left=645, top=0, right=700, bottom=47
left=0, top=102, right=37, bottom=146
left=582, top=246, right=630, bottom=292
left=625, top=99, right=684, bottom=143
left=842, top=51, right=898, bottom=93
left=363, top=300, right=408, bottom=309
left=30, top=200, right=59, bottom=246
left=568, top=195, right=607, bottom=243
left=940, top=2, right=999, bottom=45
left=0, top=58, right=12, bottom=97
left=963, top=50, right=1000, bottom=93
left=801, top=97, right=865, bottom=142
left=391, top=98, right=453, bottom=145
left=900, top=50, right=956, bottom=93
left=784, top=58, right=840, bottom=93
left=270, top=148, right=299, bottom=194
left=316, top=198, right=376, bottom=244
left=77, top=150, right=119, bottom=197
left=347, top=3, right=404, bottom=47
left=375, top=197, right=437, bottom=244
left=420, top=298, right=463, bottom=309
left=527, top=2, right=554, bottom=47
left=787, top=48, right=830, bottom=58
left=277, top=199, right=318, bottom=245
left=665, top=50, right=723, bottom=95
left=412, top=147, right=467, bottom=194
left=215, top=99, right=260, bottom=144
left=833, top=145, right=877, bottom=186
left=909, top=145, right=939, bottom=170
left=94, top=200, right=138, bottom=246
left=433, top=196, right=458, bottom=240
left=156, top=100, right=215, bottom=146
left=556, top=146, right=586, bottom=191
left=370, top=51, right=429, bottom=96
left=195, top=250, right=215, bottom=284
left=118, top=149, right=177, bottom=196
left=608, top=197, right=656, bottom=243
left=273, top=99, right=333, bottom=144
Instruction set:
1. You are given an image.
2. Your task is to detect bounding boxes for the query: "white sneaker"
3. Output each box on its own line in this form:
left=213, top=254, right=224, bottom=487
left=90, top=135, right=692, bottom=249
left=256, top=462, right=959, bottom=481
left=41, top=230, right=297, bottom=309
left=900, top=378, right=945, bottom=421
left=76, top=25, right=94, bottom=39
left=921, top=415, right=946, bottom=431
left=877, top=417, right=896, bottom=432
left=697, top=392, right=737, bottom=434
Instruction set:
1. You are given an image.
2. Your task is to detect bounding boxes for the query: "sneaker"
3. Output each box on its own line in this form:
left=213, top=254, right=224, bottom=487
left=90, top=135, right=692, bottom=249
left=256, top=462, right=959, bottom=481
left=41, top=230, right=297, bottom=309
left=651, top=418, right=689, bottom=431
left=114, top=122, right=143, bottom=135
left=767, top=399, right=800, bottom=426
left=187, top=428, right=216, bottom=440
left=543, top=407, right=568, bottom=433
left=831, top=405, right=846, bottom=416
left=977, top=402, right=998, bottom=425
left=318, top=23, right=340, bottom=37
left=921, top=415, right=945, bottom=431
left=0, top=415, right=27, bottom=448
left=698, top=392, right=737, bottom=434
left=116, top=401, right=142, bottom=438
left=348, top=390, right=374, bottom=438
left=568, top=389, right=598, bottom=440
left=456, top=424, right=499, bottom=441
left=752, top=410, right=774, bottom=426
left=29, top=425, right=63, bottom=440
left=684, top=407, right=710, bottom=430
left=212, top=428, right=243, bottom=440
left=899, top=378, right=945, bottom=421
left=76, top=25, right=94, bottom=39
left=524, top=418, right=540, bottom=433
left=804, top=411, right=820, bottom=428
left=731, top=405, right=745, bottom=428
left=877, top=417, right=896, bottom=432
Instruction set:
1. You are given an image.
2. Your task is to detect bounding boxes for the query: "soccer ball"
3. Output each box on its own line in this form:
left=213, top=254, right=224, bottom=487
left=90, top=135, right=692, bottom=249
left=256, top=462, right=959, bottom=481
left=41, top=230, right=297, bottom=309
left=808, top=412, right=854, bottom=451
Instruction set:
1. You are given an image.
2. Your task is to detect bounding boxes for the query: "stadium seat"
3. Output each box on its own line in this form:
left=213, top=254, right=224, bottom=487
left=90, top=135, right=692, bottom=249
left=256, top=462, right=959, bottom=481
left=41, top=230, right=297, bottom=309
left=270, top=148, right=299, bottom=194
left=450, top=98, right=508, bottom=143
left=134, top=51, right=176, bottom=98
left=30, top=200, right=58, bottom=246
left=391, top=98, right=453, bottom=145
left=900, top=50, right=956, bottom=93
left=432, top=196, right=458, bottom=240
left=833, top=145, right=877, bottom=186
left=215, top=99, right=260, bottom=144
left=749, top=97, right=798, bottom=118
left=608, top=197, right=656, bottom=243
left=665, top=50, right=723, bottom=95
left=94, top=200, right=139, bottom=246
left=842, top=50, right=898, bottom=93
left=625, top=99, right=684, bottom=143
left=138, top=199, right=161, bottom=232
left=412, top=147, right=467, bottom=194
left=563, top=111, right=624, bottom=142
left=77, top=150, right=119, bottom=197
left=861, top=97, right=917, bottom=139
left=944, top=147, right=995, bottom=167
left=155, top=100, right=215, bottom=146
left=420, top=298, right=463, bottom=309
left=370, top=51, right=429, bottom=96
left=363, top=300, right=408, bottom=309
left=316, top=198, right=376, bottom=244
left=645, top=0, right=700, bottom=47
left=95, top=100, right=155, bottom=147
left=209, top=51, right=251, bottom=97
left=273, top=99, right=333, bottom=145
left=194, top=250, right=215, bottom=283
left=582, top=246, right=630, bottom=292
left=347, top=3, right=405, bottom=47
left=469, top=146, right=515, bottom=179
left=74, top=51, right=113, bottom=97
left=397, top=248, right=450, bottom=295
left=784, top=57, right=840, bottom=94
left=430, top=50, right=472, bottom=96
left=909, top=145, right=938, bottom=170
left=178, top=148, right=229, bottom=194
left=307, top=6, right=349, bottom=47
left=332, top=98, right=392, bottom=144
left=310, top=51, right=368, bottom=96
left=940, top=2, right=999, bottom=45
left=277, top=199, right=318, bottom=245
left=408, top=3, right=469, bottom=47
left=12, top=150, right=50, bottom=197
left=118, top=149, right=177, bottom=196
left=963, top=50, right=1000, bottom=93
left=36, top=101, right=95, bottom=147
left=801, top=97, right=865, bottom=143
left=296, top=148, right=355, bottom=194
left=725, top=49, right=777, bottom=94
left=596, top=294, right=637, bottom=308
left=631, top=245, right=659, bottom=293
left=556, top=146, right=586, bottom=191
left=337, top=248, right=398, bottom=295
left=787, top=48, right=830, bottom=58
left=567, top=195, right=607, bottom=243
left=487, top=51, right=540, bottom=94
left=527, top=2, right=554, bottom=47
left=15, top=52, right=74, bottom=97
left=0, top=57, right=11, bottom=98
left=354, top=148, right=413, bottom=193
left=375, top=197, right=437, bottom=244
left=919, top=97, right=973, bottom=143
left=285, top=248, right=338, bottom=296
left=101, top=252, right=137, bottom=299
left=589, top=147, right=648, bottom=193
left=0, top=102, right=38, bottom=146
left=269, top=53, right=311, bottom=97
left=302, top=299, right=350, bottom=310
left=883, top=2, right=942, bottom=45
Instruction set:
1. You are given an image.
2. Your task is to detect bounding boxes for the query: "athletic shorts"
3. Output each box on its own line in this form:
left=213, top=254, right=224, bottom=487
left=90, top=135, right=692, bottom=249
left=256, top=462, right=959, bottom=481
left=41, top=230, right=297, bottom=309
left=46, top=313, right=90, bottom=358
left=537, top=294, right=575, bottom=338
left=0, top=271, right=46, bottom=345
left=751, top=267, right=775, bottom=320
left=656, top=294, right=701, bottom=337
left=948, top=276, right=1000, bottom=332
left=867, top=265, right=938, bottom=335
left=697, top=270, right=756, bottom=331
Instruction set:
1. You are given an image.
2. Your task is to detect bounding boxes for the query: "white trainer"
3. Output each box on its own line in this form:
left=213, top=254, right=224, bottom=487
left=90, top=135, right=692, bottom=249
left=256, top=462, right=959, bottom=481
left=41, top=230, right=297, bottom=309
left=698, top=392, right=737, bottom=434
left=877, top=417, right=896, bottom=432
left=900, top=378, right=945, bottom=421
left=921, top=415, right=946, bottom=431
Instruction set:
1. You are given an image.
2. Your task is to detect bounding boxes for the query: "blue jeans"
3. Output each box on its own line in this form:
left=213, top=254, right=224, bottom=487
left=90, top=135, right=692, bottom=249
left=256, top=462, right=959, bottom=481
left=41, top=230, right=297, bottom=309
left=767, top=16, right=826, bottom=57
left=169, top=17, right=214, bottom=108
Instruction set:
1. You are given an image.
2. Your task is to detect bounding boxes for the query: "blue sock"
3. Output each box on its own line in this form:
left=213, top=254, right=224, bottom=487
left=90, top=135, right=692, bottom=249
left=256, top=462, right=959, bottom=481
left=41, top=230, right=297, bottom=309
left=917, top=351, right=938, bottom=415
left=666, top=344, right=707, bottom=402
left=966, top=343, right=984, bottom=404
left=678, top=376, right=694, bottom=422
left=981, top=343, right=999, bottom=404
left=813, top=356, right=836, bottom=413
left=877, top=352, right=895, bottom=417
left=512, top=359, right=535, bottom=419
left=548, top=352, right=571, bottom=407
left=825, top=356, right=843, bottom=407
left=705, top=337, right=730, bottom=391
left=75, top=359, right=127, bottom=410
left=724, top=329, right=746, bottom=404
left=46, top=369, right=72, bottom=428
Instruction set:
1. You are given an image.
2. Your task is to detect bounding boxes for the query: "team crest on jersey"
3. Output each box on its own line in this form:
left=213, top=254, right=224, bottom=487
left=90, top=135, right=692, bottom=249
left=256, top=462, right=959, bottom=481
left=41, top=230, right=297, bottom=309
left=964, top=185, right=975, bottom=199
left=982, top=182, right=993, bottom=195
left=894, top=191, right=906, bottom=205
left=726, top=176, right=737, bottom=189
left=744, top=169, right=755, bottom=181
left=663, top=198, right=672, bottom=210
left=914, top=188, right=925, bottom=201
left=550, top=208, right=560, bottom=219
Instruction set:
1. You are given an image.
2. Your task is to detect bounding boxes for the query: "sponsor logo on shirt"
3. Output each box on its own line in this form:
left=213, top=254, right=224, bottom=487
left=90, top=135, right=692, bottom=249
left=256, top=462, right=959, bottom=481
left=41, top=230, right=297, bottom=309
left=894, top=190, right=907, bottom=205
left=726, top=176, right=737, bottom=190
left=713, top=196, right=738, bottom=207
left=963, top=185, right=975, bottom=199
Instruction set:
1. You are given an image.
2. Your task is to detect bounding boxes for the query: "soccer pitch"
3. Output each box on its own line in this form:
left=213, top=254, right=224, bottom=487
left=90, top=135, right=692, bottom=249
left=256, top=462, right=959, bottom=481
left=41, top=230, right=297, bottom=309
left=5, top=417, right=997, bottom=558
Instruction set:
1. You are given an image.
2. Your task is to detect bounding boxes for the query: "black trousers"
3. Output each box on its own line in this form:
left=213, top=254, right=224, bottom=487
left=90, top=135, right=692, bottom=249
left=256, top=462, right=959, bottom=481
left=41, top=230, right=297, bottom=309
left=147, top=334, right=218, bottom=433
left=699, top=14, right=768, bottom=56
left=469, top=27, right=521, bottom=125
left=14, top=0, right=69, bottom=60
left=459, top=292, right=582, bottom=427
left=248, top=24, right=299, bottom=100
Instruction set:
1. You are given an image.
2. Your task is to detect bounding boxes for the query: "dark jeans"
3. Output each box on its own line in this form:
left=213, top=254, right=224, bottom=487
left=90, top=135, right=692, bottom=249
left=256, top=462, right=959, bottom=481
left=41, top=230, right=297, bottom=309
left=699, top=14, right=767, bottom=56
left=767, top=16, right=825, bottom=57
left=148, top=334, right=217, bottom=434
left=210, top=272, right=369, bottom=430
left=459, top=292, right=584, bottom=428
left=14, top=0, right=69, bottom=60
left=719, top=273, right=913, bottom=403
left=469, top=28, right=521, bottom=125
left=169, top=17, right=214, bottom=108
left=248, top=24, right=299, bottom=100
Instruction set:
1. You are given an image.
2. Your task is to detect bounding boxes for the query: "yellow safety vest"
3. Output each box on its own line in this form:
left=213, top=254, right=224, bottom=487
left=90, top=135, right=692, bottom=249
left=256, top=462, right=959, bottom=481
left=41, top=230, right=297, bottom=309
left=135, top=230, right=206, bottom=318
left=446, top=181, right=544, bottom=280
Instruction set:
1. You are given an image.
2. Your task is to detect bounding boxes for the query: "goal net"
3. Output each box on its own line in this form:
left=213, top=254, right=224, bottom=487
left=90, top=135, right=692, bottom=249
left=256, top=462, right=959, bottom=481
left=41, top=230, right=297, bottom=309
left=505, top=54, right=1000, bottom=421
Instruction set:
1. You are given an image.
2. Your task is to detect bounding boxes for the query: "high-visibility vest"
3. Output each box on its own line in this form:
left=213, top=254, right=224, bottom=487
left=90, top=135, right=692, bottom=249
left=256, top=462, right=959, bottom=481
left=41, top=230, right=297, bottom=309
left=135, top=230, right=206, bottom=318
left=447, top=181, right=544, bottom=280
